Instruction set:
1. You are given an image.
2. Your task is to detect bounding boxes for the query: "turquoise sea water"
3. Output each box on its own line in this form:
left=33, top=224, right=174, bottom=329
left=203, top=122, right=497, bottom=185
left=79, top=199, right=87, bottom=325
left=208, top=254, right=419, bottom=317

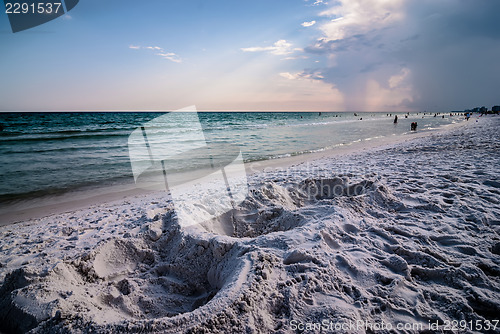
left=0, top=111, right=463, bottom=204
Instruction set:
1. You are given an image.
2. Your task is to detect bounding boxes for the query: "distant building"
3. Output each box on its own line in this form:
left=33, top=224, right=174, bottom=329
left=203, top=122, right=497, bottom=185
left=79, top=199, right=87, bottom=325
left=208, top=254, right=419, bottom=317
left=492, top=106, right=500, bottom=113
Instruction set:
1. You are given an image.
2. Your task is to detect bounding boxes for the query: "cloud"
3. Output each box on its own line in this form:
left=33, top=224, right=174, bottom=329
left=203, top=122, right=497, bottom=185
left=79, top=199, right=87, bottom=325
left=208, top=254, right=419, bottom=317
left=299, top=0, right=500, bottom=111
left=156, top=52, right=182, bottom=63
left=301, top=20, right=316, bottom=27
left=389, top=68, right=410, bottom=89
left=279, top=72, right=298, bottom=80
left=241, top=40, right=298, bottom=56
left=305, top=0, right=326, bottom=6
left=283, top=55, right=309, bottom=61
left=129, top=45, right=182, bottom=63
left=280, top=71, right=324, bottom=80
left=318, top=0, right=405, bottom=42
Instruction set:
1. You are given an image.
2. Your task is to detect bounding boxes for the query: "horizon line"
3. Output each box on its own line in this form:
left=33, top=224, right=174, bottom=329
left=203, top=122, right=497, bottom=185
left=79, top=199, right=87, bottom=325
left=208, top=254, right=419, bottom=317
left=0, top=109, right=453, bottom=113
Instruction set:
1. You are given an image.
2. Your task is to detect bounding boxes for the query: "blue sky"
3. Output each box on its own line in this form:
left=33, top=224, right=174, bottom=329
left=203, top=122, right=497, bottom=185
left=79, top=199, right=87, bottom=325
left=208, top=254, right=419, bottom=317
left=1, top=0, right=499, bottom=111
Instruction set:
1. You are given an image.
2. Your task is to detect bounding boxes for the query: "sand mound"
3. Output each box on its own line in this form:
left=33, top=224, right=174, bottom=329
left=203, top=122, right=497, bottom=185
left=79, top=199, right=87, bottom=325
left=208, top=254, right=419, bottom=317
left=201, top=182, right=306, bottom=238
left=201, top=177, right=380, bottom=238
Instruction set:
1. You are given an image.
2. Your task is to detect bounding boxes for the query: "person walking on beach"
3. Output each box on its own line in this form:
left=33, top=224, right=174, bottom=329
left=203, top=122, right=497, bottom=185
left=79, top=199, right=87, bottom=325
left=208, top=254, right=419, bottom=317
left=394, top=115, right=398, bottom=124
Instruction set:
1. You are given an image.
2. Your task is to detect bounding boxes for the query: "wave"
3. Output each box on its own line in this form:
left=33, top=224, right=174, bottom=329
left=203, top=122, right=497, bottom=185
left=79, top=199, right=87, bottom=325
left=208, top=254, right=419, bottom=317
left=0, top=143, right=128, bottom=155
left=0, top=132, right=130, bottom=143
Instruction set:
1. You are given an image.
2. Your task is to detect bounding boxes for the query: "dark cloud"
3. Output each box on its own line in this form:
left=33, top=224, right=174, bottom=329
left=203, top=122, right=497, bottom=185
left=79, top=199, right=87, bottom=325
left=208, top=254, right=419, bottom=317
left=401, top=0, right=500, bottom=109
left=305, top=0, right=500, bottom=111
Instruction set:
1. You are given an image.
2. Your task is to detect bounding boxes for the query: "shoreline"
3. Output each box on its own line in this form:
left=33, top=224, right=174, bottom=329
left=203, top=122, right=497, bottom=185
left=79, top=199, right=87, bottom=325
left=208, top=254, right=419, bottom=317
left=0, top=118, right=470, bottom=226
left=246, top=118, right=469, bottom=174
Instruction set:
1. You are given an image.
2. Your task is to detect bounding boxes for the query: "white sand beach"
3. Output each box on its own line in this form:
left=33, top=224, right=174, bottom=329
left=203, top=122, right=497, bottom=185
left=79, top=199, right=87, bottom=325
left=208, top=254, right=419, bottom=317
left=1, top=116, right=499, bottom=333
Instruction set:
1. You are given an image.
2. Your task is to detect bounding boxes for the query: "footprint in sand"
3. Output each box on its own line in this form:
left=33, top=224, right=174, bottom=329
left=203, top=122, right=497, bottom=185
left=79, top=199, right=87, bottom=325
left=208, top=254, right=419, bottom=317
left=342, top=223, right=359, bottom=235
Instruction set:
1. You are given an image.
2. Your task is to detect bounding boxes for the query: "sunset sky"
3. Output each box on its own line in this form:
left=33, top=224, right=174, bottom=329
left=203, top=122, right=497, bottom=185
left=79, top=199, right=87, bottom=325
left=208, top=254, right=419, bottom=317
left=1, top=0, right=499, bottom=112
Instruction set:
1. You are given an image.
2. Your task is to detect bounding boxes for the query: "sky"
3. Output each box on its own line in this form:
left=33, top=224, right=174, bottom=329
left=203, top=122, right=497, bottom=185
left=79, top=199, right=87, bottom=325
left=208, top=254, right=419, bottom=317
left=0, top=0, right=499, bottom=112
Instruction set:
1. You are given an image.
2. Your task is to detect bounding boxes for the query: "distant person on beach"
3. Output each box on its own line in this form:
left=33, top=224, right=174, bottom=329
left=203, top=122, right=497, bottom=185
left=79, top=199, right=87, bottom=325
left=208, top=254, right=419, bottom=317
left=411, top=122, right=418, bottom=131
left=394, top=115, right=398, bottom=124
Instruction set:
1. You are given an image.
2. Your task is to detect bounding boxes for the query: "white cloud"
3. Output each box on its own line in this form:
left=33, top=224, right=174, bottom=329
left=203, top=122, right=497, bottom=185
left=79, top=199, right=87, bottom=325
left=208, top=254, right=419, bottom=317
left=305, top=0, right=326, bottom=6
left=157, top=52, right=182, bottom=63
left=241, top=40, right=296, bottom=55
left=318, top=0, right=405, bottom=42
left=280, top=71, right=324, bottom=80
left=130, top=45, right=182, bottom=63
left=389, top=68, right=410, bottom=89
left=283, top=55, right=309, bottom=60
left=279, top=72, right=299, bottom=80
left=301, top=20, right=316, bottom=27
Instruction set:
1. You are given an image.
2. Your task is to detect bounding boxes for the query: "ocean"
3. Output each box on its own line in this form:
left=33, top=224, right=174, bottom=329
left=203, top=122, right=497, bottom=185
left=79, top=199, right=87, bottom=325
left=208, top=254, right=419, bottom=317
left=0, top=111, right=463, bottom=206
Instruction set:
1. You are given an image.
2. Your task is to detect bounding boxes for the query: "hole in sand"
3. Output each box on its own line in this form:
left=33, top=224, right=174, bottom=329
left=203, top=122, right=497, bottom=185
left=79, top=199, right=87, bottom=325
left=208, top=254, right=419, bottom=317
left=200, top=182, right=306, bottom=238
left=76, top=232, right=244, bottom=321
